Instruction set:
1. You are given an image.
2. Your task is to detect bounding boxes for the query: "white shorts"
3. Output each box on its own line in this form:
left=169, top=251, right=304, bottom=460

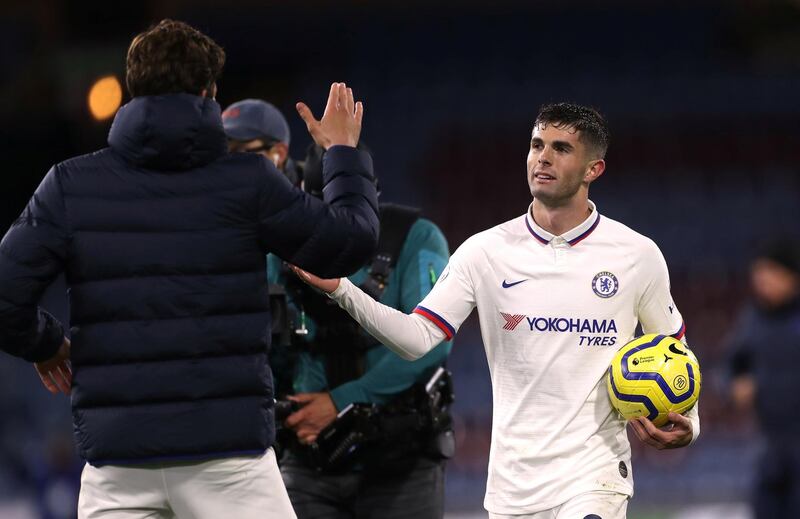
left=489, top=491, right=629, bottom=519
left=78, top=448, right=296, bottom=519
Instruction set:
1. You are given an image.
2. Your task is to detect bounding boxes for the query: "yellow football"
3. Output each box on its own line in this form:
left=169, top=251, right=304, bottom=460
left=607, top=333, right=701, bottom=427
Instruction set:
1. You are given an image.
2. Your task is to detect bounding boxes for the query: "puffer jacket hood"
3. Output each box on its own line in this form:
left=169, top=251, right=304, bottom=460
left=108, top=94, right=227, bottom=171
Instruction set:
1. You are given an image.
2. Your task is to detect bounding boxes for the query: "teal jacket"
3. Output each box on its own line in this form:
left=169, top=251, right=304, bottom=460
left=267, top=217, right=451, bottom=410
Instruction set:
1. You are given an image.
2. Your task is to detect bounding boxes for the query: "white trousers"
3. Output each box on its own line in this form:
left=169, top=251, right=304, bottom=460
left=489, top=491, right=629, bottom=519
left=78, top=448, right=296, bottom=519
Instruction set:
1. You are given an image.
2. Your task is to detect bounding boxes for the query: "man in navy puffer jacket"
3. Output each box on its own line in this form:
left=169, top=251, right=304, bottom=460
left=0, top=19, right=378, bottom=518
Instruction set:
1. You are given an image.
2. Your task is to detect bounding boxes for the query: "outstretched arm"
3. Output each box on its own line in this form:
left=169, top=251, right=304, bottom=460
left=292, top=270, right=446, bottom=360
left=330, top=221, right=452, bottom=407
left=292, top=235, right=478, bottom=358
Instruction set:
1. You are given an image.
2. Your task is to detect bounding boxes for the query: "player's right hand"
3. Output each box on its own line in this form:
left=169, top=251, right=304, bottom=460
left=296, top=82, right=363, bottom=150
left=35, top=337, right=72, bottom=395
left=290, top=265, right=340, bottom=294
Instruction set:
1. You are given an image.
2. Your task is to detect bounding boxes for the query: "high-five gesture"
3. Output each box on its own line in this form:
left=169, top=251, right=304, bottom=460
left=290, top=265, right=340, bottom=293
left=296, top=82, right=363, bottom=150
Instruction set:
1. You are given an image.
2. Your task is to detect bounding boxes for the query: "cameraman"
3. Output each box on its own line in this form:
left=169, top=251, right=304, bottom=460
left=222, top=99, right=303, bottom=187
left=223, top=103, right=452, bottom=519
left=281, top=151, right=452, bottom=519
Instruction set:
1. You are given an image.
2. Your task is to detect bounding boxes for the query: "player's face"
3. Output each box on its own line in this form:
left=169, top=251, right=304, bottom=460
left=526, top=124, right=604, bottom=206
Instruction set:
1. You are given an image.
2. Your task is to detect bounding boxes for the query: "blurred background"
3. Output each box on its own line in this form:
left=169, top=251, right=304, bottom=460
left=2, top=0, right=800, bottom=517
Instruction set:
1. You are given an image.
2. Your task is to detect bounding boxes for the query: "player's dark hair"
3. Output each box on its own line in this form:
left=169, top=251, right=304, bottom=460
left=535, top=103, right=609, bottom=159
left=126, top=19, right=225, bottom=97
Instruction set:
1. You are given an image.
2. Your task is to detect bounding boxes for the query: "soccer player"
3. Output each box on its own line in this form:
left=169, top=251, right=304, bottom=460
left=293, top=103, right=701, bottom=518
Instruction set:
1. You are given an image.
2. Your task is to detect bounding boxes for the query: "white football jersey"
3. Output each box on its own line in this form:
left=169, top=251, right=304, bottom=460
left=412, top=201, right=692, bottom=514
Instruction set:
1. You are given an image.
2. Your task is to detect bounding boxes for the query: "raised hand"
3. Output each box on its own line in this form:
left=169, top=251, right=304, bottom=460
left=296, top=82, right=364, bottom=150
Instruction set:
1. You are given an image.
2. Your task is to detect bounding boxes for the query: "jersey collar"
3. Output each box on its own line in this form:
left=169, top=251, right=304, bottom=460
left=524, top=200, right=601, bottom=246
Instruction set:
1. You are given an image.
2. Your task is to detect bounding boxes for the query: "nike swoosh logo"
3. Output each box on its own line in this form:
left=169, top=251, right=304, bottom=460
left=668, top=344, right=688, bottom=356
left=502, top=279, right=528, bottom=288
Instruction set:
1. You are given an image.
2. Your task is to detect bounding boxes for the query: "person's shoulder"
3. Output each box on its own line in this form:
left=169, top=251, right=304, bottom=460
left=597, top=213, right=663, bottom=257
left=406, top=217, right=447, bottom=246
left=56, top=148, right=117, bottom=172
left=392, top=217, right=450, bottom=273
left=738, top=304, right=761, bottom=326
left=477, top=213, right=529, bottom=248
left=410, top=217, right=441, bottom=233
left=48, top=149, right=123, bottom=189
left=451, top=214, right=525, bottom=262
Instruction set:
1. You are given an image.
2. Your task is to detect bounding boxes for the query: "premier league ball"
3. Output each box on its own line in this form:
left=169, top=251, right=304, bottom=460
left=607, top=334, right=701, bottom=427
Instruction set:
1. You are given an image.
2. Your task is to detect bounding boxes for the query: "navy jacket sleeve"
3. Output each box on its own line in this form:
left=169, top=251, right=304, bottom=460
left=0, top=167, right=67, bottom=362
left=257, top=145, right=379, bottom=278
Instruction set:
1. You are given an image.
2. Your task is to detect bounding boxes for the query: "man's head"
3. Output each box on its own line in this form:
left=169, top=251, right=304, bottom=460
left=223, top=100, right=291, bottom=170
left=526, top=103, right=609, bottom=206
left=126, top=19, right=225, bottom=98
left=751, top=241, right=800, bottom=310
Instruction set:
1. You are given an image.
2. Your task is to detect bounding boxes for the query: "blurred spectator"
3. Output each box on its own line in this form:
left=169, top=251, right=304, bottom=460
left=728, top=239, right=800, bottom=518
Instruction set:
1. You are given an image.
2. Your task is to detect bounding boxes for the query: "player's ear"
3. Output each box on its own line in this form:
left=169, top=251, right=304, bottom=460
left=584, top=159, right=606, bottom=183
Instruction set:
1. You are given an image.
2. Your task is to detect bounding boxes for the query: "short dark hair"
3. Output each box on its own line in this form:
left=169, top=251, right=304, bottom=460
left=126, top=19, right=225, bottom=97
left=755, top=239, right=800, bottom=276
left=534, top=103, right=609, bottom=158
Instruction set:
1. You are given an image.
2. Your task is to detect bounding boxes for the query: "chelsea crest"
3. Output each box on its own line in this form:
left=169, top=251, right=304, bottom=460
left=592, top=271, right=619, bottom=298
